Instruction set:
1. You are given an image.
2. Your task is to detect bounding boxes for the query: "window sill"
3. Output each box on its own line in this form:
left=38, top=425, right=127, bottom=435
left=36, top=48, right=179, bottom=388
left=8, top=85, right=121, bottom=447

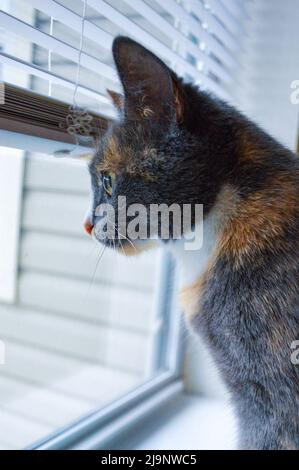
left=110, top=393, right=236, bottom=451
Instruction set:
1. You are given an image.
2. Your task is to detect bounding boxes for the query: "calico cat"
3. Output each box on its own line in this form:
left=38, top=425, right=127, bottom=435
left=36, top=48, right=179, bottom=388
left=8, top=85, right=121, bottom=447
left=85, top=36, right=299, bottom=450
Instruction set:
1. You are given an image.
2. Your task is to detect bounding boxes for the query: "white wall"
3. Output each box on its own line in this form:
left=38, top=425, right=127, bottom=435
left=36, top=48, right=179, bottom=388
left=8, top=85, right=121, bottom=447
left=237, top=0, right=299, bottom=151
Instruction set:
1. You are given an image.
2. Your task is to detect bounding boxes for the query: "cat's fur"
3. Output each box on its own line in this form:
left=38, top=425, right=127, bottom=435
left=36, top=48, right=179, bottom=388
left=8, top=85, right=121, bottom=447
left=87, top=37, right=299, bottom=449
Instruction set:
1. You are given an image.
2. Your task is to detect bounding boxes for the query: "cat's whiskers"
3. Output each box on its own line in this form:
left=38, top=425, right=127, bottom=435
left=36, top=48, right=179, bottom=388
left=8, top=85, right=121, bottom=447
left=106, top=216, right=118, bottom=256
left=117, top=234, right=127, bottom=257
left=116, top=227, right=137, bottom=252
left=112, top=222, right=127, bottom=257
left=106, top=215, right=137, bottom=254
left=84, top=244, right=106, bottom=300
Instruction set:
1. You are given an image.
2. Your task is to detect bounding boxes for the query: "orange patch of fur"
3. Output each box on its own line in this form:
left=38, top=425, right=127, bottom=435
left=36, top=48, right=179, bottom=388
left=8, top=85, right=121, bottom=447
left=218, top=174, right=298, bottom=266
left=98, top=136, right=124, bottom=174
left=180, top=277, right=207, bottom=319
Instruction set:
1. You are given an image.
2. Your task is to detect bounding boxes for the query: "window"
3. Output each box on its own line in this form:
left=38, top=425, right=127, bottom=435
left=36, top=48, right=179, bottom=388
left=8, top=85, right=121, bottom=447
left=0, top=0, right=247, bottom=450
left=0, top=146, right=182, bottom=450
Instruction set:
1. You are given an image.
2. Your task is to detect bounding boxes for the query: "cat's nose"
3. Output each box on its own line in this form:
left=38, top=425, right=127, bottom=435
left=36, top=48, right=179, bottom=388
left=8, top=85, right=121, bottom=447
left=83, top=215, right=94, bottom=235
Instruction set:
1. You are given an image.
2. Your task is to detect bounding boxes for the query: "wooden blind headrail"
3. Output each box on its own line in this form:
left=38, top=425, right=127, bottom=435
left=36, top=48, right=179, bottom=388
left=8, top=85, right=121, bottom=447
left=0, top=83, right=109, bottom=148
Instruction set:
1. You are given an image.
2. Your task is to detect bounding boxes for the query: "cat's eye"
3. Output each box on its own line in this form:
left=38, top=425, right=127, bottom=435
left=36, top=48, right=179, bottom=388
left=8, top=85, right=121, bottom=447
left=102, top=171, right=115, bottom=197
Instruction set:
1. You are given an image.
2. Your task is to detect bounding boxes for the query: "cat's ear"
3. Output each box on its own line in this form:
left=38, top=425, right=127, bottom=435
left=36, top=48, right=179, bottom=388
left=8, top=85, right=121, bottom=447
left=112, top=36, right=182, bottom=124
left=107, top=89, right=124, bottom=112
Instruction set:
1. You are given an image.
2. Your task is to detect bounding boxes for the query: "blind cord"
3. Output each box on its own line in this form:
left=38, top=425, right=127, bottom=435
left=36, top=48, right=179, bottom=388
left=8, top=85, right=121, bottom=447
left=62, top=0, right=93, bottom=153
left=72, top=0, right=87, bottom=107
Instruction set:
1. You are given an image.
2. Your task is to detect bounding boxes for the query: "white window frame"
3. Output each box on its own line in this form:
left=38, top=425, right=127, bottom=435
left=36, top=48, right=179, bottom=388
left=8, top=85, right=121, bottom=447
left=0, top=148, right=24, bottom=303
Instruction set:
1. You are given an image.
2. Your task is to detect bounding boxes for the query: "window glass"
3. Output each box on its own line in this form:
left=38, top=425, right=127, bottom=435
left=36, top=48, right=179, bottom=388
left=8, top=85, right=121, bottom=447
left=0, top=148, right=173, bottom=449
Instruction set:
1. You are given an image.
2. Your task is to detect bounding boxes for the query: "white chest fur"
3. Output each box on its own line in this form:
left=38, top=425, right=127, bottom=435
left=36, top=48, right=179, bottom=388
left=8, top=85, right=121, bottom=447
left=168, top=210, right=220, bottom=290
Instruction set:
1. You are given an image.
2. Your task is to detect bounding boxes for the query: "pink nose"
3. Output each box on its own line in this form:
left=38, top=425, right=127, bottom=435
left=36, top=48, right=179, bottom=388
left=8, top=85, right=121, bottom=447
left=84, top=216, right=94, bottom=235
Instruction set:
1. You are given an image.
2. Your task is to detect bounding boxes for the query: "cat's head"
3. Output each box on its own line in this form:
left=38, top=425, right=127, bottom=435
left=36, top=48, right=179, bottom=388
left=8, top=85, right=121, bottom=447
left=85, top=37, right=219, bottom=254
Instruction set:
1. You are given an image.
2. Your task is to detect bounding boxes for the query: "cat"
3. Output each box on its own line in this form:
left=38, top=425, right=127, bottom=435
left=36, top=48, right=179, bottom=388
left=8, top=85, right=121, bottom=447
left=85, top=36, right=299, bottom=450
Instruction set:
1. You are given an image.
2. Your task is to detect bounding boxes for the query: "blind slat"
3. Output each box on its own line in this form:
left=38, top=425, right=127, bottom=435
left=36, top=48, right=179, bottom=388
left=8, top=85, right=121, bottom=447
left=205, top=0, right=244, bottom=35
left=0, top=10, right=117, bottom=82
left=164, top=1, right=238, bottom=68
left=189, top=1, right=240, bottom=53
left=27, top=0, right=113, bottom=47
left=220, top=0, right=250, bottom=22
left=0, top=52, right=112, bottom=107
